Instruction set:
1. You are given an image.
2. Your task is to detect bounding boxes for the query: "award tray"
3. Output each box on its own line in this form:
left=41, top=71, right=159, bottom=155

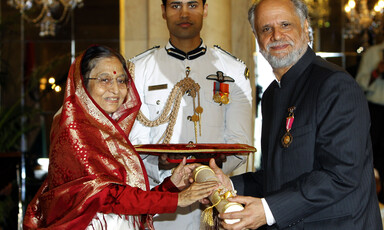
left=134, top=143, right=256, bottom=163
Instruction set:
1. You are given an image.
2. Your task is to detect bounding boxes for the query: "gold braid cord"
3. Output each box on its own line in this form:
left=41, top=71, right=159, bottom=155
left=136, top=67, right=203, bottom=144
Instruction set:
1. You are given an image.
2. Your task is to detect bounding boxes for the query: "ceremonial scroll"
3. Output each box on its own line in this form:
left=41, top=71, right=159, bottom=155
left=193, top=165, right=244, bottom=226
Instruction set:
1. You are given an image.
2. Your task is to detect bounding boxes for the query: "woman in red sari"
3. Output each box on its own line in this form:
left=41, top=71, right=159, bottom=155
left=23, top=45, right=217, bottom=230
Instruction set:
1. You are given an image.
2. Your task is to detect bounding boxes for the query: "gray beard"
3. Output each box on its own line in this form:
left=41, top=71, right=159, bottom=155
left=260, top=41, right=307, bottom=69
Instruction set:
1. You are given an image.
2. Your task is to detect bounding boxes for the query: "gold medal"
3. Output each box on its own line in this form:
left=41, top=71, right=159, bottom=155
left=281, top=132, right=293, bottom=148
left=212, top=81, right=230, bottom=105
left=221, top=94, right=230, bottom=104
left=213, top=92, right=222, bottom=103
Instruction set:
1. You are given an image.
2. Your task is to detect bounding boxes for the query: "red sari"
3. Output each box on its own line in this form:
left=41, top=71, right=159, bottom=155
left=23, top=51, right=178, bottom=230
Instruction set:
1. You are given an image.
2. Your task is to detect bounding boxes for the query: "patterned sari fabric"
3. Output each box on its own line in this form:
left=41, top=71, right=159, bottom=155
left=23, top=51, right=152, bottom=229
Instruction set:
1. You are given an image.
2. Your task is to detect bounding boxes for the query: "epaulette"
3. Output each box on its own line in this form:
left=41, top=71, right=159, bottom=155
left=214, top=45, right=249, bottom=80
left=129, top=46, right=160, bottom=62
left=213, top=45, right=246, bottom=65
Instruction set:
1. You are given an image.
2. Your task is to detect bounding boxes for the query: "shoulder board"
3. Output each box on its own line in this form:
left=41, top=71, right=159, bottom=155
left=214, top=45, right=250, bottom=80
left=129, top=46, right=160, bottom=62
left=213, top=45, right=245, bottom=65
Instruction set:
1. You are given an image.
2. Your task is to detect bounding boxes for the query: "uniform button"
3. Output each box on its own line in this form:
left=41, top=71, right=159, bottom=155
left=187, top=116, right=192, bottom=121
left=156, top=100, right=160, bottom=105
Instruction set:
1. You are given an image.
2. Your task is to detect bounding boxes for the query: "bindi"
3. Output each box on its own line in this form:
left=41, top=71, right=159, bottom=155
left=113, top=71, right=116, bottom=75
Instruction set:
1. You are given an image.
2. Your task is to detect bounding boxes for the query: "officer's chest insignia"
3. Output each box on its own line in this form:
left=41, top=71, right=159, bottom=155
left=206, top=71, right=233, bottom=105
left=206, top=71, right=235, bottom=83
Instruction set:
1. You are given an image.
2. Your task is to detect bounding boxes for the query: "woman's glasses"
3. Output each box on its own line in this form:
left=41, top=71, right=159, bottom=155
left=88, top=74, right=129, bottom=89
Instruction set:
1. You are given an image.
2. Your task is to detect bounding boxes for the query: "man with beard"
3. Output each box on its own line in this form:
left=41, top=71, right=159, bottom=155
left=128, top=0, right=253, bottom=229
left=209, top=0, right=382, bottom=229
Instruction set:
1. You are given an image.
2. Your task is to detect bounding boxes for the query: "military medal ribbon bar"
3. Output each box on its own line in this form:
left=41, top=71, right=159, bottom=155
left=206, top=71, right=233, bottom=105
left=213, top=82, right=230, bottom=105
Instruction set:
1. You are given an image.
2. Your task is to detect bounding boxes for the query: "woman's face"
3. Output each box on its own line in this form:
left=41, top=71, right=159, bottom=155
left=87, top=57, right=128, bottom=114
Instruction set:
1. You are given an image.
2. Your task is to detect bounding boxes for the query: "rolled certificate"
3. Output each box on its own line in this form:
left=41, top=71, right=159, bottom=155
left=193, top=165, right=244, bottom=225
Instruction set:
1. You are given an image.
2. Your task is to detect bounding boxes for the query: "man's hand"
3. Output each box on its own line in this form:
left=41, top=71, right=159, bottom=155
left=219, top=196, right=267, bottom=230
left=194, top=154, right=226, bottom=168
left=158, top=153, right=184, bottom=170
left=209, top=158, right=232, bottom=191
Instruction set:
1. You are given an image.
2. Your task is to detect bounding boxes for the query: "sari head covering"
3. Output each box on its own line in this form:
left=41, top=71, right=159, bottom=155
left=23, top=45, right=151, bottom=229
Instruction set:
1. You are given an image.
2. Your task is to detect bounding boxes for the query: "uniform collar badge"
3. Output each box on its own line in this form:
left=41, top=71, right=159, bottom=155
left=166, top=40, right=207, bottom=60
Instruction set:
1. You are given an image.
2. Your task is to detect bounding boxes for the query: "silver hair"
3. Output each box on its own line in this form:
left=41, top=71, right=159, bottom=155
left=248, top=0, right=311, bottom=36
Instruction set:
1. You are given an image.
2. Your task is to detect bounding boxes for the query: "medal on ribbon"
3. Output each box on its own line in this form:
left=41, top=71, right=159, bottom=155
left=281, top=106, right=296, bottom=148
left=213, top=82, right=230, bottom=105
left=207, top=71, right=234, bottom=105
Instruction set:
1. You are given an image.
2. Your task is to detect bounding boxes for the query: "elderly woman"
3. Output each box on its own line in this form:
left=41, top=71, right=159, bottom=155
left=23, top=45, right=217, bottom=230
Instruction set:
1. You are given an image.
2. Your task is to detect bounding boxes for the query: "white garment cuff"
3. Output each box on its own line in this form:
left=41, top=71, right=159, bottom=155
left=229, top=179, right=235, bottom=191
left=261, top=198, right=276, bottom=226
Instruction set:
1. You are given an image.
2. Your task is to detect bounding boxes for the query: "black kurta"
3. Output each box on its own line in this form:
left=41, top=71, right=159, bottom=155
left=233, top=47, right=382, bottom=229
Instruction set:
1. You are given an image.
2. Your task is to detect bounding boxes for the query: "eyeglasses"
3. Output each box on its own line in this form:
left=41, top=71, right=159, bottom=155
left=87, top=75, right=129, bottom=89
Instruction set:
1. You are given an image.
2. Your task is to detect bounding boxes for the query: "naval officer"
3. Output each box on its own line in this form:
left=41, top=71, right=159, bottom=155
left=129, top=0, right=253, bottom=229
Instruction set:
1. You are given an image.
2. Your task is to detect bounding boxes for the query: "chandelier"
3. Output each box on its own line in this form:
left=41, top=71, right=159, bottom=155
left=7, top=0, right=84, bottom=37
left=303, top=0, right=330, bottom=28
left=344, top=0, right=384, bottom=38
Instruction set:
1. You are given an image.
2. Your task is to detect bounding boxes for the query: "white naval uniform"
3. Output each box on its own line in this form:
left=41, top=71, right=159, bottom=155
left=129, top=41, right=253, bottom=230
left=86, top=214, right=140, bottom=230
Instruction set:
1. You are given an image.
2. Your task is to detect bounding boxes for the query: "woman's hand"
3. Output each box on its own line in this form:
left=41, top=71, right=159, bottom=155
left=170, top=157, right=200, bottom=190
left=177, top=181, right=218, bottom=207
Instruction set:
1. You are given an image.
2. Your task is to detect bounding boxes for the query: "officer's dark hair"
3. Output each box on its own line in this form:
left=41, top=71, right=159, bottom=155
left=80, top=45, right=127, bottom=87
left=161, top=0, right=207, bottom=6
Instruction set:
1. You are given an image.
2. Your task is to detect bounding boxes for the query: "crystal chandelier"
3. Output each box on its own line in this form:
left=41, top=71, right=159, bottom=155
left=303, top=0, right=330, bottom=28
left=7, top=0, right=84, bottom=37
left=344, top=0, right=384, bottom=38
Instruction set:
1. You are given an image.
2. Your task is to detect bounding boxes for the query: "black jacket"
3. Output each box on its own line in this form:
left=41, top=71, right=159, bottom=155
left=232, top=47, right=382, bottom=230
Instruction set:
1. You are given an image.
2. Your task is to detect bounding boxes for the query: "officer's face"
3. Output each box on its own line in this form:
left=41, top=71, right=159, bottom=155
left=162, top=0, right=208, bottom=42
left=254, top=0, right=309, bottom=69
